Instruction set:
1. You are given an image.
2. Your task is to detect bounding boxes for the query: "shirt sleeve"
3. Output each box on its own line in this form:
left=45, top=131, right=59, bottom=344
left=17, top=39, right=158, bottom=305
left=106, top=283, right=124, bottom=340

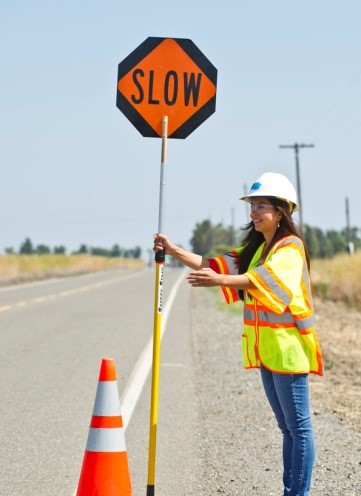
left=208, top=249, right=241, bottom=304
left=245, top=239, right=305, bottom=314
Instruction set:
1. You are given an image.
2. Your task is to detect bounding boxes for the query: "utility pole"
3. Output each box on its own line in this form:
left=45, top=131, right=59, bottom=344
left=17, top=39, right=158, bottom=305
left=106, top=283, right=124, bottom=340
left=231, top=206, right=235, bottom=245
left=279, top=143, right=314, bottom=232
left=345, top=197, right=354, bottom=255
left=243, top=183, right=248, bottom=224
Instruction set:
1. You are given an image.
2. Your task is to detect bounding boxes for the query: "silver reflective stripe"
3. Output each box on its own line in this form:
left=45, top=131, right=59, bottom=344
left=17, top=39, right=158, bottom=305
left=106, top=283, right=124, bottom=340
left=295, top=315, right=315, bottom=330
left=260, top=310, right=295, bottom=325
left=244, top=308, right=254, bottom=321
left=86, top=427, right=127, bottom=452
left=93, top=381, right=121, bottom=416
left=245, top=307, right=315, bottom=329
left=302, top=260, right=313, bottom=305
left=221, top=252, right=239, bottom=275
left=276, top=237, right=315, bottom=317
left=254, top=266, right=291, bottom=305
left=276, top=236, right=304, bottom=251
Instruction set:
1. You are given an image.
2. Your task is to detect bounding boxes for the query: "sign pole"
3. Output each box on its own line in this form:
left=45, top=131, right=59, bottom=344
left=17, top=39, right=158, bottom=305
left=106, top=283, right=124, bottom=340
left=147, top=116, right=168, bottom=496
left=117, top=37, right=217, bottom=494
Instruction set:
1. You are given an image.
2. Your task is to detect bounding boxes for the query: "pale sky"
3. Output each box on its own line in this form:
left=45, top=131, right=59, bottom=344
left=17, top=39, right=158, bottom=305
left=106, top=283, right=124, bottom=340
left=1, top=1, right=360, bottom=258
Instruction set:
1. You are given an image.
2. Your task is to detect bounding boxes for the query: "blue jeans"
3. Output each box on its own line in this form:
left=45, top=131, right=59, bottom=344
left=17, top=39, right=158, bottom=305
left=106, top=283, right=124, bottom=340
left=260, top=367, right=316, bottom=496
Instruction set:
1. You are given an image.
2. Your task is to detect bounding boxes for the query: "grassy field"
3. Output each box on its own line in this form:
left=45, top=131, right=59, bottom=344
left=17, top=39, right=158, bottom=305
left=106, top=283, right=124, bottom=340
left=0, top=254, right=145, bottom=286
left=1, top=251, right=360, bottom=308
left=311, top=250, right=361, bottom=309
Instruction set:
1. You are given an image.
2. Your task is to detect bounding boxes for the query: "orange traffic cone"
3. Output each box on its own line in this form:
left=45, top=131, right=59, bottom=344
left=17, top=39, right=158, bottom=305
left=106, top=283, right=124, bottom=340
left=76, top=358, right=132, bottom=496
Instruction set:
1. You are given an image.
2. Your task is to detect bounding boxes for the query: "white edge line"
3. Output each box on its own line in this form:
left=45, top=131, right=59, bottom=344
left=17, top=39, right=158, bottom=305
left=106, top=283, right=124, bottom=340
left=120, top=268, right=186, bottom=430
left=72, top=268, right=186, bottom=496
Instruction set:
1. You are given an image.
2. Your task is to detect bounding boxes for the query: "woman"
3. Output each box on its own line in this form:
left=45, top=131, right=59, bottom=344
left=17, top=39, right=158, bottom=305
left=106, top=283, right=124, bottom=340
left=153, top=172, right=323, bottom=496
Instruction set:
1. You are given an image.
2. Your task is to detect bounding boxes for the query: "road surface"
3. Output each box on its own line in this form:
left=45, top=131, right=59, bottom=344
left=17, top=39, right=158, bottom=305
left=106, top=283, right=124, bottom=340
left=0, top=267, right=196, bottom=496
left=1, top=267, right=360, bottom=496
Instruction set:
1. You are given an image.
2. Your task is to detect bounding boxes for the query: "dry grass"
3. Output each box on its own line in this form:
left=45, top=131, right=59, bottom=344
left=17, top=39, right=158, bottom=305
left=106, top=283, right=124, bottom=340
left=311, top=298, right=361, bottom=432
left=0, top=254, right=145, bottom=286
left=311, top=251, right=361, bottom=309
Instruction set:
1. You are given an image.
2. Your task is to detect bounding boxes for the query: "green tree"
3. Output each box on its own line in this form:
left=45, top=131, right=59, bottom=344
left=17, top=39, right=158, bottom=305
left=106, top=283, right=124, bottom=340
left=123, top=246, right=141, bottom=258
left=304, top=225, right=321, bottom=259
left=110, top=244, right=121, bottom=257
left=53, top=245, right=66, bottom=254
left=192, top=220, right=361, bottom=260
left=20, top=237, right=34, bottom=254
left=90, top=247, right=110, bottom=257
left=133, top=246, right=142, bottom=259
left=190, top=219, right=213, bottom=255
left=190, top=219, right=238, bottom=255
left=72, top=244, right=96, bottom=255
left=207, top=244, right=234, bottom=258
left=326, top=230, right=346, bottom=256
left=36, top=244, right=51, bottom=254
left=76, top=244, right=88, bottom=254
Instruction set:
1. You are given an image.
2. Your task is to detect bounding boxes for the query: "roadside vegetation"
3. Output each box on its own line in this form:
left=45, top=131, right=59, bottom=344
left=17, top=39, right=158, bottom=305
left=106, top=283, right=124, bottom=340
left=190, top=219, right=360, bottom=259
left=5, top=237, right=142, bottom=259
left=2, top=232, right=360, bottom=309
left=311, top=251, right=361, bottom=309
left=0, top=237, right=145, bottom=286
left=0, top=254, right=145, bottom=287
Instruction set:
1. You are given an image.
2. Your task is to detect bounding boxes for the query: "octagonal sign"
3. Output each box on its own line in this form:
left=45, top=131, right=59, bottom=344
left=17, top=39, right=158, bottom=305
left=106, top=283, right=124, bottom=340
left=116, top=37, right=217, bottom=139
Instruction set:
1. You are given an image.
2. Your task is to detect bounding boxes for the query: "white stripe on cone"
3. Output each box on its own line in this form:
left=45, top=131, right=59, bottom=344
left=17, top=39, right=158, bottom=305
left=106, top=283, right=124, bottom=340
left=85, top=427, right=127, bottom=452
left=93, top=381, right=121, bottom=415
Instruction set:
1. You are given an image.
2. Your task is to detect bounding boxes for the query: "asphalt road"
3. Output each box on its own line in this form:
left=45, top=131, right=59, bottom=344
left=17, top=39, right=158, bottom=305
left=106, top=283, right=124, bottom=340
left=0, top=267, right=194, bottom=496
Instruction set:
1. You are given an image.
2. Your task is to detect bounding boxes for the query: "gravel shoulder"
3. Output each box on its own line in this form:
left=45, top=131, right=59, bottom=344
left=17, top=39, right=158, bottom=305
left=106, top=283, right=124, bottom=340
left=311, top=297, right=361, bottom=431
left=189, top=288, right=361, bottom=496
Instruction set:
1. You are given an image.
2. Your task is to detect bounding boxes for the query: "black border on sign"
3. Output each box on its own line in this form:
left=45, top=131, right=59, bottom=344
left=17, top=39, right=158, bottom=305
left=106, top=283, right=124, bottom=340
left=170, top=96, right=216, bottom=139
left=116, top=37, right=166, bottom=138
left=174, top=38, right=217, bottom=87
left=116, top=92, right=159, bottom=137
left=117, top=37, right=164, bottom=81
left=116, top=37, right=217, bottom=139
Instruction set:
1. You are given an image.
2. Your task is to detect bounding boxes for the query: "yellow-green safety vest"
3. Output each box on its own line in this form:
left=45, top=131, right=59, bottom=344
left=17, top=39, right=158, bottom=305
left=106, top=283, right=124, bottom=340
left=208, top=235, right=323, bottom=376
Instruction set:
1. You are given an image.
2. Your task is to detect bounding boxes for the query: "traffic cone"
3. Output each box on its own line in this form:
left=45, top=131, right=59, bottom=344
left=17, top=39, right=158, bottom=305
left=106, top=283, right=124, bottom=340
left=76, top=358, right=132, bottom=496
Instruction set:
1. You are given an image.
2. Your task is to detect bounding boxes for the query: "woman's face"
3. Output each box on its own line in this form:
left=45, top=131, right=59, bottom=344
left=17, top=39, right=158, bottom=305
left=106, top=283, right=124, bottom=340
left=249, top=197, right=282, bottom=238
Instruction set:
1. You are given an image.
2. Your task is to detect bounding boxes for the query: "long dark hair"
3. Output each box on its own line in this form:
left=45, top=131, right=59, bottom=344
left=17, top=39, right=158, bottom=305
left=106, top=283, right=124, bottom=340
left=237, top=197, right=310, bottom=300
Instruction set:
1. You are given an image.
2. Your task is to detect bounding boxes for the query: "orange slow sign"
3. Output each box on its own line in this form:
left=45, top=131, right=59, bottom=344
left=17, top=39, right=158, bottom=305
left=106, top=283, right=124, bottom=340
left=116, top=37, right=217, bottom=139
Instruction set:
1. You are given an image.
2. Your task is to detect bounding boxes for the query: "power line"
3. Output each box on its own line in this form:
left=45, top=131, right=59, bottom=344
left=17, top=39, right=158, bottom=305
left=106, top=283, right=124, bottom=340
left=303, top=66, right=361, bottom=139
left=279, top=143, right=314, bottom=232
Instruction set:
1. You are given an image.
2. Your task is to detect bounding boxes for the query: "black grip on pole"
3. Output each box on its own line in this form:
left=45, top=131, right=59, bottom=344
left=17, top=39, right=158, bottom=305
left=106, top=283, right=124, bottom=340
left=146, top=485, right=155, bottom=496
left=155, top=249, right=165, bottom=263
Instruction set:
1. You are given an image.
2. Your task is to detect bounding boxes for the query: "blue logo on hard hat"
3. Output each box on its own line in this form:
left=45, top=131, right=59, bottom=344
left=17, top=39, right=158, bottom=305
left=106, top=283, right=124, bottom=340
left=250, top=182, right=262, bottom=191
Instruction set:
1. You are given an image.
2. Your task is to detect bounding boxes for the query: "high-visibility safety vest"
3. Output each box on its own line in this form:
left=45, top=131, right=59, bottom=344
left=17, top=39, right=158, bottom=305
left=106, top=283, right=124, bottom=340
left=208, top=235, right=324, bottom=376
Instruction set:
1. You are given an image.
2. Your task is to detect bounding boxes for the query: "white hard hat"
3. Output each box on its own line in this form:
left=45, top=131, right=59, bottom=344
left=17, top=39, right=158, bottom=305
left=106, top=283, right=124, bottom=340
left=240, top=172, right=299, bottom=212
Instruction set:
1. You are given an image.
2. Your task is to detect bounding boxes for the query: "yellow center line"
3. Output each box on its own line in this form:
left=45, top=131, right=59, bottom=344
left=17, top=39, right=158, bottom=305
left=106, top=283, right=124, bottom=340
left=0, top=305, right=11, bottom=312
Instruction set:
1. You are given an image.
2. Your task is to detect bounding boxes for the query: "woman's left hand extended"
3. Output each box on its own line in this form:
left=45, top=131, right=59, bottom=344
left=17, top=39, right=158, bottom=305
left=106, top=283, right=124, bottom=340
left=186, top=268, right=221, bottom=287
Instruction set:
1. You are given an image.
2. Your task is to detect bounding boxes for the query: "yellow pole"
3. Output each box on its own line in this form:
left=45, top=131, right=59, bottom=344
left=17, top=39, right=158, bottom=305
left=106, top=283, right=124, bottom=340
left=147, top=116, right=168, bottom=496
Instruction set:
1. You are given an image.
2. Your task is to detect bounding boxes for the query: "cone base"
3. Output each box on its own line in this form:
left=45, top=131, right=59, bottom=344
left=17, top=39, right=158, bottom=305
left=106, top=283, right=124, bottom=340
left=76, top=451, right=132, bottom=496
